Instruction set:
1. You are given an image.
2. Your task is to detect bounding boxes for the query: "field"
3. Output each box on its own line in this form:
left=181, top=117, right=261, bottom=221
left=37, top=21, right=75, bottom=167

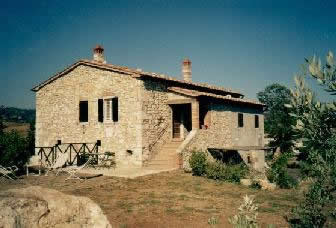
left=3, top=122, right=30, bottom=137
left=0, top=170, right=303, bottom=227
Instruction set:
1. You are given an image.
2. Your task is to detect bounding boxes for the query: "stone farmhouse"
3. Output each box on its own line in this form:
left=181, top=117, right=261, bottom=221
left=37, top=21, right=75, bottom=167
left=32, top=45, right=265, bottom=171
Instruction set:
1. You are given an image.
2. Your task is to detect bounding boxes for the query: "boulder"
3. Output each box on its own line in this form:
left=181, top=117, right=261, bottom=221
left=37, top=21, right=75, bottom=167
left=0, top=186, right=111, bottom=228
left=258, top=179, right=276, bottom=191
left=240, top=179, right=252, bottom=186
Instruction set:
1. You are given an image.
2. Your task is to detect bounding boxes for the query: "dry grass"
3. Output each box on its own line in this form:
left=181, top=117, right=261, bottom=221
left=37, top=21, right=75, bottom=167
left=0, top=170, right=301, bottom=227
left=3, top=122, right=30, bottom=137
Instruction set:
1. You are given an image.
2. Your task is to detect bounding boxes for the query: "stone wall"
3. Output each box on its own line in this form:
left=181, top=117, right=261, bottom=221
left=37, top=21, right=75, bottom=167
left=141, top=79, right=172, bottom=161
left=35, top=65, right=143, bottom=166
left=182, top=102, right=264, bottom=170
left=140, top=80, right=196, bottom=162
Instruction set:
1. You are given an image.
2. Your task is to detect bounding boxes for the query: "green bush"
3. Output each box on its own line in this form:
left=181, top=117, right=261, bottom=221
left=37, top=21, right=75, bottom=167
left=288, top=180, right=328, bottom=227
left=189, top=150, right=207, bottom=176
left=205, top=161, right=226, bottom=180
left=0, top=130, right=31, bottom=170
left=189, top=150, right=248, bottom=183
left=267, top=153, right=298, bottom=189
left=206, top=161, right=248, bottom=183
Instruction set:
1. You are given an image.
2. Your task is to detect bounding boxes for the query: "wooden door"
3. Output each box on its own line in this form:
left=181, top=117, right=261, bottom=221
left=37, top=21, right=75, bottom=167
left=173, top=108, right=181, bottom=138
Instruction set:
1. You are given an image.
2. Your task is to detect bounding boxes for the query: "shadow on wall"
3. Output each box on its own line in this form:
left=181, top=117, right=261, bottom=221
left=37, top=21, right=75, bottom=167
left=208, top=149, right=244, bottom=165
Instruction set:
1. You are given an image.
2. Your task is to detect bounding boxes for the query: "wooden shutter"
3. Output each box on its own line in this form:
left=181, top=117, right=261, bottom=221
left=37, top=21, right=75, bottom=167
left=112, top=97, right=118, bottom=122
left=79, top=101, right=88, bottom=122
left=98, top=99, right=103, bottom=122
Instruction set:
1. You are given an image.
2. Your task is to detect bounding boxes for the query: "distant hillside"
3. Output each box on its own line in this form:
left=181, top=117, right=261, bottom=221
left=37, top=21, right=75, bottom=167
left=0, top=106, right=35, bottom=123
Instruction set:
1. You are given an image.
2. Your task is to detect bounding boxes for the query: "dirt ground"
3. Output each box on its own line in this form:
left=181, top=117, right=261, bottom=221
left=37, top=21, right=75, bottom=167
left=0, top=170, right=302, bottom=228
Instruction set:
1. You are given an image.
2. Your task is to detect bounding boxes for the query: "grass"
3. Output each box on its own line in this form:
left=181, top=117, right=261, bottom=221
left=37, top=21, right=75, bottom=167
left=0, top=170, right=307, bottom=227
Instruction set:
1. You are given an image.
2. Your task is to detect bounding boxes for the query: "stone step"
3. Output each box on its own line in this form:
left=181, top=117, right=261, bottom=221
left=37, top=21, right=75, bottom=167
left=144, top=140, right=182, bottom=169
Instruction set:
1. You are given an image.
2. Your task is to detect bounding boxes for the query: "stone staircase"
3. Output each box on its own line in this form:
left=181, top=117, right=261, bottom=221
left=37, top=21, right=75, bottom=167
left=145, top=141, right=181, bottom=170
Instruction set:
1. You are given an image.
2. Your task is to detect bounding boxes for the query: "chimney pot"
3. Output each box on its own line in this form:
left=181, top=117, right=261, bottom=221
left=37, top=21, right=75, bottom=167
left=93, top=45, right=106, bottom=63
left=182, top=58, right=192, bottom=82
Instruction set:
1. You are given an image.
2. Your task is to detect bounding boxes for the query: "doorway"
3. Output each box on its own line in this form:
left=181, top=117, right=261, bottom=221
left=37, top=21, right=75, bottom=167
left=171, top=104, right=192, bottom=139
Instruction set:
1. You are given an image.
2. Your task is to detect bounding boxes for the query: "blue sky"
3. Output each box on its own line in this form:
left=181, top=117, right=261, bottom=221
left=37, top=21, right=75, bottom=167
left=1, top=0, right=336, bottom=108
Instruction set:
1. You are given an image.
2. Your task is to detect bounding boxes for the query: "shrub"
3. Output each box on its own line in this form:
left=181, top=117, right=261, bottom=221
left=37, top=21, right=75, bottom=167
left=229, top=195, right=259, bottom=228
left=267, top=153, right=298, bottom=189
left=205, top=161, right=248, bottom=183
left=189, top=150, right=207, bottom=176
left=0, top=130, right=31, bottom=170
left=288, top=180, right=328, bottom=227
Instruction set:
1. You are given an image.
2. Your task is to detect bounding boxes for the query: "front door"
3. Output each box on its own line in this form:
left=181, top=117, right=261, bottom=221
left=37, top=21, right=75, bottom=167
left=173, top=108, right=181, bottom=139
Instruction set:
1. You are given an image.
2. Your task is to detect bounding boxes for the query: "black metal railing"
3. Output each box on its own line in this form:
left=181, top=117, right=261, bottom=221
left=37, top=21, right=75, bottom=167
left=36, top=146, right=55, bottom=166
left=37, top=140, right=101, bottom=166
left=148, top=123, right=169, bottom=153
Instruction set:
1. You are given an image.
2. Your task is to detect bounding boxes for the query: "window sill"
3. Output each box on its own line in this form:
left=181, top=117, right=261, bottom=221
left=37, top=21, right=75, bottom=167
left=79, top=122, right=89, bottom=125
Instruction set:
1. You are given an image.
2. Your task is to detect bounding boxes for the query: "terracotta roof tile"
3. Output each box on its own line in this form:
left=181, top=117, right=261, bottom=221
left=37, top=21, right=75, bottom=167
left=168, top=87, right=264, bottom=106
left=31, top=59, right=243, bottom=97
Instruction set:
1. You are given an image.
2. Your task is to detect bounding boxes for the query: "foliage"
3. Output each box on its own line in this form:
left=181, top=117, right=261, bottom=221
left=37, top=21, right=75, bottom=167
left=229, top=195, right=259, bottom=228
left=27, top=120, right=35, bottom=156
left=267, top=153, right=298, bottom=189
left=287, top=51, right=336, bottom=227
left=0, top=130, right=31, bottom=170
left=0, top=117, right=4, bottom=135
left=189, top=150, right=207, bottom=176
left=0, top=105, right=35, bottom=123
left=257, top=83, right=296, bottom=152
left=205, top=161, right=248, bottom=183
left=189, top=150, right=248, bottom=183
left=208, top=216, right=219, bottom=226
left=0, top=112, right=35, bottom=172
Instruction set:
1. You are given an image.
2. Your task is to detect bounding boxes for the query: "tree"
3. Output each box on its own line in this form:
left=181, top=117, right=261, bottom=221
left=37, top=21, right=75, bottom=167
left=27, top=119, right=35, bottom=156
left=257, top=83, right=296, bottom=152
left=0, top=105, right=5, bottom=135
left=287, top=52, right=336, bottom=227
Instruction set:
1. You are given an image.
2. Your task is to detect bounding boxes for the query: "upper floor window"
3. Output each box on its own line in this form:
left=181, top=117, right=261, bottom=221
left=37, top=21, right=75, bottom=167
left=255, top=115, right=259, bottom=128
left=79, top=101, right=88, bottom=122
left=104, top=97, right=118, bottom=122
left=238, top=113, right=244, bottom=128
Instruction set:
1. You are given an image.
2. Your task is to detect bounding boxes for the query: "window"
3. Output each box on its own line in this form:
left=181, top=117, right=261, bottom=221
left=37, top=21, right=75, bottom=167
left=238, top=113, right=244, bottom=128
left=112, top=97, right=118, bottom=122
left=79, top=101, right=88, bottom=122
left=255, top=115, right=259, bottom=128
left=98, top=99, right=104, bottom=122
left=104, top=97, right=118, bottom=122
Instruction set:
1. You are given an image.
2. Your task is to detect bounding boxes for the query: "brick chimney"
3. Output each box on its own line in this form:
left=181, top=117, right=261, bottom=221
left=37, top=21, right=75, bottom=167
left=93, top=45, right=106, bottom=63
left=182, top=58, right=192, bottom=82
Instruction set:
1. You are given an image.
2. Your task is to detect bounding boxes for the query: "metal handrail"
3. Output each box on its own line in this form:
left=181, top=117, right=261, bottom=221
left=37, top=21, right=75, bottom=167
left=148, top=122, right=170, bottom=153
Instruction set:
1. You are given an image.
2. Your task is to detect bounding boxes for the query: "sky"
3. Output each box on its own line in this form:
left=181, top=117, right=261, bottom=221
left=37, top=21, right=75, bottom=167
left=1, top=0, right=336, bottom=109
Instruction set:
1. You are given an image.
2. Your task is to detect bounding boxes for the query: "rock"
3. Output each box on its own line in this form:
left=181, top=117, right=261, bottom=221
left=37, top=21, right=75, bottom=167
left=258, top=179, right=276, bottom=191
left=240, top=178, right=252, bottom=186
left=0, top=186, right=111, bottom=228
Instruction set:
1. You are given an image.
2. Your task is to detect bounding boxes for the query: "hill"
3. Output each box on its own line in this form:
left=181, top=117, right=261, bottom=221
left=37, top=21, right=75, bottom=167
left=0, top=106, right=35, bottom=123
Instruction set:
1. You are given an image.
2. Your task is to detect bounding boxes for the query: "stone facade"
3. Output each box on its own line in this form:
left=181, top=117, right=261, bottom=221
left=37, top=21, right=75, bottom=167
left=182, top=102, right=264, bottom=170
left=36, top=65, right=144, bottom=166
left=34, top=58, right=265, bottom=169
